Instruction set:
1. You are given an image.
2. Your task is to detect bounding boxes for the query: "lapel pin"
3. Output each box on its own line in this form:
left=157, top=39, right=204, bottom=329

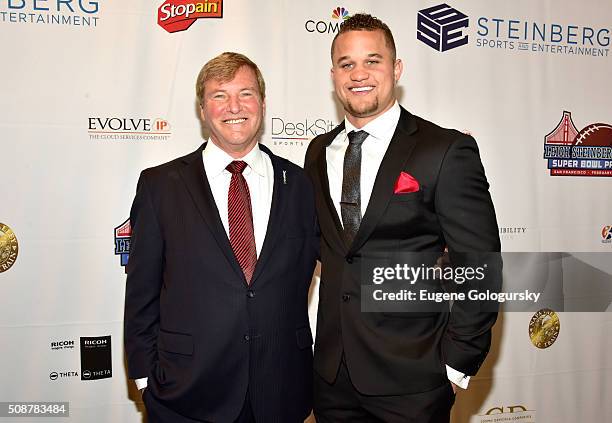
left=282, top=170, right=287, bottom=185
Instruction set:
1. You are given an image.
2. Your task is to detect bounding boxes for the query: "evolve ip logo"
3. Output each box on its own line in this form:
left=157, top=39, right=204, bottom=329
left=417, top=3, right=468, bottom=52
left=80, top=336, right=112, bottom=381
left=602, top=226, right=612, bottom=244
left=157, top=0, right=222, bottom=33
left=271, top=117, right=336, bottom=147
left=0, top=0, right=100, bottom=28
left=114, top=218, right=131, bottom=271
left=305, top=6, right=349, bottom=34
left=88, top=117, right=171, bottom=141
left=543, top=111, right=612, bottom=176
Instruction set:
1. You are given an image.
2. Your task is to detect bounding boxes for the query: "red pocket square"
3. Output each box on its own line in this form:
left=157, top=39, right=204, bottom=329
left=394, top=172, right=420, bottom=194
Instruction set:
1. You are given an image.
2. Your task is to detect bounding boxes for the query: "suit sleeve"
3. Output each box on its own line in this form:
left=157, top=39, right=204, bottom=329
left=434, top=134, right=502, bottom=376
left=124, top=171, right=164, bottom=379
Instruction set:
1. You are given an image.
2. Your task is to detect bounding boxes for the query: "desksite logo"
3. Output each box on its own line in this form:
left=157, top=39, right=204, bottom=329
left=305, top=6, right=349, bottom=34
left=88, top=117, right=171, bottom=141
left=0, top=0, right=100, bottom=28
left=270, top=116, right=336, bottom=147
left=157, top=0, right=222, bottom=33
left=417, top=3, right=610, bottom=58
left=543, top=111, right=612, bottom=176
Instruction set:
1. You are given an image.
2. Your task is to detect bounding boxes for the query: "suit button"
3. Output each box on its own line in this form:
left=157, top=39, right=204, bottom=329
left=346, top=257, right=353, bottom=264
left=342, top=294, right=350, bottom=302
left=244, top=335, right=250, bottom=341
left=247, top=290, right=255, bottom=298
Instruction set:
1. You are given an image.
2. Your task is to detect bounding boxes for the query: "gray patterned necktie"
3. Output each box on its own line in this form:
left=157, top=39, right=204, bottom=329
left=340, top=130, right=369, bottom=244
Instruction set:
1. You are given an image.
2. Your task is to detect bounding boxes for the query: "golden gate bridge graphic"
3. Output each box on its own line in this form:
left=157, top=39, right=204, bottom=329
left=543, top=111, right=612, bottom=176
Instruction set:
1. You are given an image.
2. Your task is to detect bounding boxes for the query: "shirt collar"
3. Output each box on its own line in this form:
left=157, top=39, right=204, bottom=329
left=343, top=101, right=401, bottom=141
left=202, top=140, right=267, bottom=177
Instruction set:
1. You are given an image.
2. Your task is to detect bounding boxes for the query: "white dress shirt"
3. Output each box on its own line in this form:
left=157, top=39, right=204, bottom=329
left=135, top=140, right=274, bottom=391
left=326, top=102, right=469, bottom=390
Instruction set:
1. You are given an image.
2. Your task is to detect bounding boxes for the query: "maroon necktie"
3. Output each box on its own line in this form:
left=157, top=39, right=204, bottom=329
left=226, top=161, right=257, bottom=284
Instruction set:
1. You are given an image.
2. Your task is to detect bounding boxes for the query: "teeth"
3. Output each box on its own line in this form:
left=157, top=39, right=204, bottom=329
left=225, top=118, right=246, bottom=124
left=351, top=86, right=374, bottom=92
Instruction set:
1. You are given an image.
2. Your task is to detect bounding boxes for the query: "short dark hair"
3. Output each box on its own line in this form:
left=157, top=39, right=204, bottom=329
left=331, top=13, right=396, bottom=62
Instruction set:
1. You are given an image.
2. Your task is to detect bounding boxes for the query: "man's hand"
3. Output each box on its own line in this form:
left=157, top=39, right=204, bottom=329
left=451, top=382, right=458, bottom=394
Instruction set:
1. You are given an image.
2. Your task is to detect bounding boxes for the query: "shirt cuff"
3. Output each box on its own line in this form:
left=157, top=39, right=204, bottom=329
left=446, top=365, right=470, bottom=389
left=135, top=377, right=148, bottom=391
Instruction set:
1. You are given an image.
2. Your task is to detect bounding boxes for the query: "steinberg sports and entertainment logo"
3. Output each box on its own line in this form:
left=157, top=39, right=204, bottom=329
left=88, top=117, right=171, bottom=141
left=543, top=111, right=612, bottom=176
left=114, top=218, right=131, bottom=271
left=270, top=116, right=336, bottom=147
left=417, top=3, right=610, bottom=58
left=157, top=0, right=222, bottom=33
left=305, top=6, right=349, bottom=34
left=0, top=0, right=100, bottom=28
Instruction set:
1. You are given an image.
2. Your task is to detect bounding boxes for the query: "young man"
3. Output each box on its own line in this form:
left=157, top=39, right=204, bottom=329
left=305, top=14, right=501, bottom=422
left=125, top=52, right=319, bottom=423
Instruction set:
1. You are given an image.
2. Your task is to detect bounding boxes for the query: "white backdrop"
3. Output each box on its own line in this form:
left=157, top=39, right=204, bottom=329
left=1, top=0, right=611, bottom=422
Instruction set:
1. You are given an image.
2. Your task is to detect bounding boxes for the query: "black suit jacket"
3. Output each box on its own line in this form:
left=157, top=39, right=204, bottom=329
left=124, top=143, right=319, bottom=422
left=304, top=107, right=501, bottom=395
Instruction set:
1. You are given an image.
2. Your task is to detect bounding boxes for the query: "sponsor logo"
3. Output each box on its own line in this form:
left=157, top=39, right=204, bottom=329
left=0, top=0, right=100, bottom=28
left=49, top=371, right=79, bottom=381
left=305, top=6, right=349, bottom=34
left=479, top=404, right=536, bottom=423
left=0, top=223, right=18, bottom=273
left=88, top=117, right=171, bottom=141
left=499, top=227, right=527, bottom=242
left=417, top=3, right=469, bottom=52
left=157, top=0, right=222, bottom=33
left=51, top=340, right=75, bottom=351
left=114, top=218, right=131, bottom=271
left=270, top=117, right=336, bottom=147
left=80, top=336, right=112, bottom=381
left=529, top=308, right=560, bottom=349
left=417, top=3, right=610, bottom=58
left=602, top=226, right=612, bottom=244
left=543, top=111, right=612, bottom=176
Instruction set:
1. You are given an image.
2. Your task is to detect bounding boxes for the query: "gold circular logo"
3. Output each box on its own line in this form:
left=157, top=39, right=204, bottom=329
left=529, top=308, right=560, bottom=349
left=0, top=223, right=19, bottom=273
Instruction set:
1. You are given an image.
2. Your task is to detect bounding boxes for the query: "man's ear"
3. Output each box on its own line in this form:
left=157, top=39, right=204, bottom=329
left=394, top=59, right=403, bottom=84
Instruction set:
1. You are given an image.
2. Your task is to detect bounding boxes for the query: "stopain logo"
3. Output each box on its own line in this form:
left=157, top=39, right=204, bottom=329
left=305, top=6, right=349, bottom=34
left=114, top=218, right=131, bottom=271
left=543, top=111, right=612, bottom=176
left=417, top=3, right=469, bottom=52
left=270, top=117, right=336, bottom=147
left=157, top=0, right=222, bottom=33
left=88, top=117, right=171, bottom=141
left=0, top=0, right=100, bottom=28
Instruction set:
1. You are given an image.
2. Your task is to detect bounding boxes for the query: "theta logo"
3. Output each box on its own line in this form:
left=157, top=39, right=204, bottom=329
left=51, top=340, right=75, bottom=351
left=80, top=336, right=112, bottom=381
left=602, top=226, right=612, bottom=244
left=88, top=117, right=171, bottom=141
left=49, top=370, right=79, bottom=381
left=479, top=405, right=536, bottom=422
left=543, top=111, right=612, bottom=177
left=157, top=0, right=223, bottom=33
left=270, top=117, right=336, bottom=147
left=0, top=223, right=18, bottom=273
left=114, top=218, right=131, bottom=272
left=305, top=6, right=349, bottom=34
left=529, top=308, right=560, bottom=349
left=0, top=0, right=100, bottom=28
left=417, top=3, right=469, bottom=52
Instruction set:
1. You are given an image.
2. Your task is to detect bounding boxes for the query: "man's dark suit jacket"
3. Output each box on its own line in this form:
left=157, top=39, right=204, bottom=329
left=124, top=143, right=319, bottom=422
left=304, top=107, right=501, bottom=396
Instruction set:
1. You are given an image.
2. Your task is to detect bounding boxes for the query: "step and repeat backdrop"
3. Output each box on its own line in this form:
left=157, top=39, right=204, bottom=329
left=1, top=0, right=611, bottom=422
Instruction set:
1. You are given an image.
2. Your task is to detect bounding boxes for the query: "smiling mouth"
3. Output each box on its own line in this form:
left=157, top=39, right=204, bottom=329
left=224, top=118, right=247, bottom=124
left=350, top=86, right=374, bottom=93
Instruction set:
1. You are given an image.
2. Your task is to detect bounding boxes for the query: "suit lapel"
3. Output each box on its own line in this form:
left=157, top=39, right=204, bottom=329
left=250, top=144, right=287, bottom=285
left=313, top=122, right=349, bottom=253
left=177, top=143, right=245, bottom=282
left=348, top=108, right=419, bottom=256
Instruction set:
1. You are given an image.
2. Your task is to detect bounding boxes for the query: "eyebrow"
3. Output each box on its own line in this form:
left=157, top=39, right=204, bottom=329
left=336, top=53, right=384, bottom=63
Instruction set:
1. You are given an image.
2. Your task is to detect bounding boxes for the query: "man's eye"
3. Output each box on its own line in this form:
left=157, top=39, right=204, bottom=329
left=341, top=63, right=353, bottom=69
left=367, top=60, right=379, bottom=65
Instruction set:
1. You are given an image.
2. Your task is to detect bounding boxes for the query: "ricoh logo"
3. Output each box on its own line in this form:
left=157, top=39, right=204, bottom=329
left=157, top=0, right=222, bottom=33
left=305, top=6, right=349, bottom=34
left=417, top=3, right=469, bottom=52
left=51, top=340, right=75, bottom=351
left=0, top=0, right=100, bottom=28
left=88, top=117, right=171, bottom=141
left=270, top=117, right=336, bottom=147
